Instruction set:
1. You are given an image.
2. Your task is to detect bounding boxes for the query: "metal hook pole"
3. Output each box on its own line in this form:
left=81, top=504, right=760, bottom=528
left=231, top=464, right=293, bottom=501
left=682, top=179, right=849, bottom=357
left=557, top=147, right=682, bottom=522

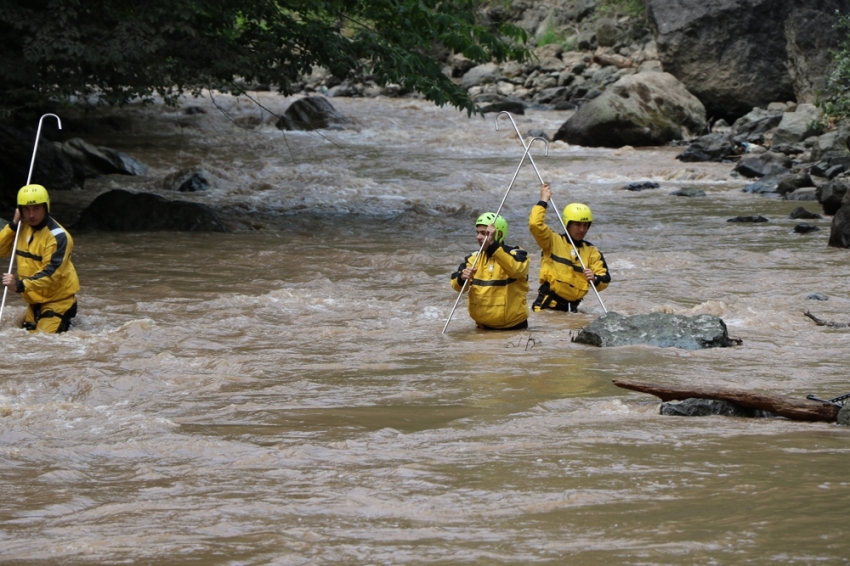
left=495, top=112, right=607, bottom=313
left=0, top=113, right=63, bottom=328
left=442, top=136, right=549, bottom=334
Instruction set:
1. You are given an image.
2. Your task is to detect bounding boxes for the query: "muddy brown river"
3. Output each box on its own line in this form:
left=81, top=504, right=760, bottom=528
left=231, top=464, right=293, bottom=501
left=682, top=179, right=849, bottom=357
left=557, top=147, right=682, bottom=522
left=1, top=94, right=849, bottom=564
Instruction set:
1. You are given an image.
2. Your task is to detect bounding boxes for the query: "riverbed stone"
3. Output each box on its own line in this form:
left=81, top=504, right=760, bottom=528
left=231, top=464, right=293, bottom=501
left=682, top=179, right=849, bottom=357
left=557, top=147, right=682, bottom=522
left=791, top=207, right=821, bottom=219
left=817, top=177, right=850, bottom=216
left=670, top=187, right=705, bottom=197
left=553, top=72, right=706, bottom=147
left=76, top=189, right=228, bottom=232
left=828, top=189, right=850, bottom=248
left=59, top=138, right=148, bottom=176
left=660, top=398, right=769, bottom=418
left=730, top=108, right=784, bottom=144
left=275, top=96, right=347, bottom=131
left=572, top=311, right=736, bottom=349
left=838, top=405, right=850, bottom=426
left=675, top=132, right=736, bottom=162
left=771, top=103, right=824, bottom=145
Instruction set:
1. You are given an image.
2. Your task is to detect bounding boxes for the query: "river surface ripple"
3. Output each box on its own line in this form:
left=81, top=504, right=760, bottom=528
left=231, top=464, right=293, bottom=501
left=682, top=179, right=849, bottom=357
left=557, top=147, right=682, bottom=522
left=1, top=95, right=849, bottom=564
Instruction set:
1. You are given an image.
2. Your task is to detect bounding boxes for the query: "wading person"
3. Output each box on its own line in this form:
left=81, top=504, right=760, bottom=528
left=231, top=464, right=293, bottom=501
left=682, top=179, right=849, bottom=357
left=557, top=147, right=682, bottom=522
left=529, top=183, right=610, bottom=313
left=0, top=184, right=79, bottom=333
left=450, top=213, right=530, bottom=330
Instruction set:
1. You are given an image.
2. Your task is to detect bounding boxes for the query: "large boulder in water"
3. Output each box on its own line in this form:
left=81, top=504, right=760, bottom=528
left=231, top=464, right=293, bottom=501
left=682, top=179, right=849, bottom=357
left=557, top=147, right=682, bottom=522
left=275, top=96, right=347, bottom=131
left=76, top=189, right=228, bottom=232
left=645, top=0, right=849, bottom=120
left=553, top=72, right=706, bottom=147
left=58, top=138, right=148, bottom=176
left=572, top=311, right=737, bottom=349
left=828, top=188, right=850, bottom=248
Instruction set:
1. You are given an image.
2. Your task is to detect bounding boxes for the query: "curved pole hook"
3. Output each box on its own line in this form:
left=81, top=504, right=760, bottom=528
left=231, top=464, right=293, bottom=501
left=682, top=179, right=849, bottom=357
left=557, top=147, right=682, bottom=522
left=496, top=111, right=607, bottom=313
left=1, top=113, right=63, bottom=328
left=442, top=136, right=548, bottom=334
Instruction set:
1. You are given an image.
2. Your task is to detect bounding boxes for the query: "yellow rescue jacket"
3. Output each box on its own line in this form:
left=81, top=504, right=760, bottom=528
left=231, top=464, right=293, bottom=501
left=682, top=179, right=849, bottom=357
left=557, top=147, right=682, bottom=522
left=0, top=216, right=80, bottom=305
left=451, top=241, right=529, bottom=329
left=528, top=202, right=609, bottom=303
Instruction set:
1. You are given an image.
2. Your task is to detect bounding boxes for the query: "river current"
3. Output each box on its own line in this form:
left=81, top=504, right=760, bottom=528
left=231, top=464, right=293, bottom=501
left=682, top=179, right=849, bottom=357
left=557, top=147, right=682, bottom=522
left=1, top=93, right=849, bottom=564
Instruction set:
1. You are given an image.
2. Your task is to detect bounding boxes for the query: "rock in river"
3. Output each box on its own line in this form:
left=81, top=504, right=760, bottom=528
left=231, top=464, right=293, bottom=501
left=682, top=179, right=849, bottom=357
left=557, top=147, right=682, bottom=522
left=572, top=311, right=737, bottom=349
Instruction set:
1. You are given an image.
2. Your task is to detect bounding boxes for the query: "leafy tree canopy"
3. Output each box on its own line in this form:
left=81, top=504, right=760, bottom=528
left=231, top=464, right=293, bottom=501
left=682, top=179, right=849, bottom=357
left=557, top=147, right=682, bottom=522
left=820, top=10, right=850, bottom=125
left=0, top=0, right=529, bottom=123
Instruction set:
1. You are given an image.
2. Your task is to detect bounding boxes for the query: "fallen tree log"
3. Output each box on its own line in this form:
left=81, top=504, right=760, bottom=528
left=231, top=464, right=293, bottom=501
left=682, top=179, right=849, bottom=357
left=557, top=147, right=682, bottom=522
left=612, top=379, right=840, bottom=422
left=804, top=311, right=850, bottom=328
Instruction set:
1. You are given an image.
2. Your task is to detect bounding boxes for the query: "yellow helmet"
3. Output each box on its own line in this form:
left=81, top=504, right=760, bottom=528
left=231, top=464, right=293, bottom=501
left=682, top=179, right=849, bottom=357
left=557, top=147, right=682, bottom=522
left=562, top=203, right=592, bottom=224
left=17, top=184, right=50, bottom=212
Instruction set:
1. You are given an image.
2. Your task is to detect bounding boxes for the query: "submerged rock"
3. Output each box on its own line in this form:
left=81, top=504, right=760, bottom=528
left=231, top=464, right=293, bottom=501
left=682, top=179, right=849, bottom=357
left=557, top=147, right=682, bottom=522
left=275, top=96, right=347, bottom=131
left=660, top=398, right=773, bottom=418
left=572, top=311, right=737, bottom=350
left=670, top=187, right=705, bottom=197
left=727, top=215, right=769, bottom=223
left=77, top=189, right=228, bottom=232
left=838, top=405, right=850, bottom=426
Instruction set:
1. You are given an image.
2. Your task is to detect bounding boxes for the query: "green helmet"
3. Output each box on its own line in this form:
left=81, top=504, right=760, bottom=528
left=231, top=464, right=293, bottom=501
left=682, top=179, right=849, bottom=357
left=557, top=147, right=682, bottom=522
left=18, top=184, right=50, bottom=212
left=475, top=212, right=508, bottom=242
left=562, top=203, right=592, bottom=225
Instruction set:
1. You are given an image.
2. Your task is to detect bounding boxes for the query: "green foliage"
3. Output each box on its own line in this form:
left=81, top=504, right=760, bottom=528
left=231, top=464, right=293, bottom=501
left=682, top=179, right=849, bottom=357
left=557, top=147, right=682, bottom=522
left=818, top=10, right=850, bottom=125
left=536, top=17, right=576, bottom=51
left=0, top=0, right=530, bottom=121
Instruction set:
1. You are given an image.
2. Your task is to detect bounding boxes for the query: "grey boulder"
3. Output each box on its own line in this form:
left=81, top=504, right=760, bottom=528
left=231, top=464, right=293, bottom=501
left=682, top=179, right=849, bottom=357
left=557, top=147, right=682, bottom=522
left=573, top=311, right=737, bottom=349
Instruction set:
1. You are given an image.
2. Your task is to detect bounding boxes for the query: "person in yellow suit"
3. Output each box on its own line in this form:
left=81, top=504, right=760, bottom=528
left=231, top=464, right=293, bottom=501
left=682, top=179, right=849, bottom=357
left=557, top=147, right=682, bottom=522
left=1, top=184, right=80, bottom=333
left=528, top=183, right=610, bottom=313
left=450, top=213, right=530, bottom=330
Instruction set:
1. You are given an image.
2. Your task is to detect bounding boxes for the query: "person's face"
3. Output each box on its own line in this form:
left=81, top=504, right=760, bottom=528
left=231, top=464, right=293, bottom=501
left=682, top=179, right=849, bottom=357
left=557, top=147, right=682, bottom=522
left=567, top=221, right=591, bottom=242
left=476, top=225, right=489, bottom=247
left=20, top=204, right=47, bottom=226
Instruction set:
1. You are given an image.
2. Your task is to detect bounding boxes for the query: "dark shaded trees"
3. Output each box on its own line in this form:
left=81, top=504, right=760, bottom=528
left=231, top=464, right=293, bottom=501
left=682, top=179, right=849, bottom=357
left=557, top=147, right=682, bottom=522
left=0, top=0, right=529, bottom=122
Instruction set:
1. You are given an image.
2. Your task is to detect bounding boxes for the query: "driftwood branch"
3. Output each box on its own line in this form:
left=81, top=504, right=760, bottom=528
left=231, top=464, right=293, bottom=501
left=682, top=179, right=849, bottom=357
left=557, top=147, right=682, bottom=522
left=804, top=311, right=850, bottom=328
left=612, top=379, right=840, bottom=422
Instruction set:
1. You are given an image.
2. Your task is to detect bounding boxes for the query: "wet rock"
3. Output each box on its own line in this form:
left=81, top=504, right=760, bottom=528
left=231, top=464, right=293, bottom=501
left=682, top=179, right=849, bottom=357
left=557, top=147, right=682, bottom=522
left=675, top=132, right=736, bottom=162
left=727, top=215, right=769, bottom=223
left=660, top=398, right=771, bottom=418
left=776, top=171, right=814, bottom=196
left=785, top=188, right=817, bottom=201
left=177, top=172, right=210, bottom=193
left=793, top=223, right=819, bottom=233
left=58, top=138, right=148, bottom=177
left=789, top=206, right=822, bottom=219
left=670, top=187, right=705, bottom=197
left=838, top=405, right=850, bottom=426
left=734, top=152, right=792, bottom=178
left=184, top=106, right=206, bottom=115
left=553, top=72, right=706, bottom=147
left=729, top=108, right=784, bottom=144
left=786, top=8, right=849, bottom=104
left=811, top=120, right=850, bottom=162
left=806, top=293, right=829, bottom=301
left=828, top=188, right=850, bottom=248
left=461, top=62, right=501, bottom=91
left=817, top=177, right=850, bottom=216
left=622, top=181, right=660, bottom=191
left=523, top=129, right=550, bottom=142
left=572, top=311, right=736, bottom=350
left=275, top=96, right=347, bottom=131
left=742, top=175, right=784, bottom=195
left=480, top=99, right=526, bottom=115
left=771, top=103, right=823, bottom=145
left=77, top=189, right=228, bottom=232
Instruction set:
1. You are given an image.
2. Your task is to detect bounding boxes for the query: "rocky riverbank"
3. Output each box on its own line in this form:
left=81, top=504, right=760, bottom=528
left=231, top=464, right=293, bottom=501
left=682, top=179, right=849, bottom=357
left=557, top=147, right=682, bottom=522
left=2, top=0, right=850, bottom=242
